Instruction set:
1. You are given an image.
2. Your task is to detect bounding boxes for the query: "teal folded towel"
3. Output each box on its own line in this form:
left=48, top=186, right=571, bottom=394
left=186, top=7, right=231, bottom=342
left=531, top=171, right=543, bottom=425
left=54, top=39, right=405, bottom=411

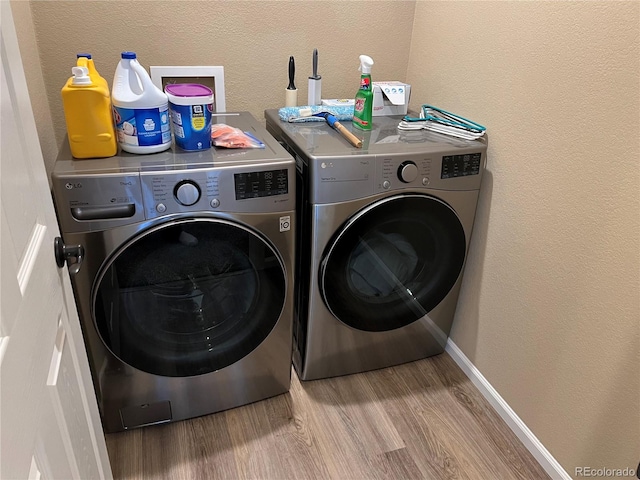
left=278, top=105, right=354, bottom=123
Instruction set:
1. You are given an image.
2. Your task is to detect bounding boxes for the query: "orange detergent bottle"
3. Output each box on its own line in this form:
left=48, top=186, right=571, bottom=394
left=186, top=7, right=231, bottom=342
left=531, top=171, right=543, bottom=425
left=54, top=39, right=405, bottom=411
left=61, top=57, right=117, bottom=159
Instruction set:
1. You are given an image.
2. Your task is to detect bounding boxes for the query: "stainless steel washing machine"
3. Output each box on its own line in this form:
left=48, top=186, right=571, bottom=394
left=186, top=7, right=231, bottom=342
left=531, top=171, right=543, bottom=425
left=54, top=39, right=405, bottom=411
left=52, top=112, right=295, bottom=432
left=266, top=110, right=486, bottom=380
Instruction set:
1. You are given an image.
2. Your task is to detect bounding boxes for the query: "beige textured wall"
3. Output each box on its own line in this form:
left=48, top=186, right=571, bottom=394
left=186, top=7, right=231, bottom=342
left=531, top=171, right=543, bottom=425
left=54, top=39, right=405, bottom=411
left=28, top=0, right=415, bottom=171
left=9, top=1, right=58, bottom=177
left=407, top=1, right=639, bottom=477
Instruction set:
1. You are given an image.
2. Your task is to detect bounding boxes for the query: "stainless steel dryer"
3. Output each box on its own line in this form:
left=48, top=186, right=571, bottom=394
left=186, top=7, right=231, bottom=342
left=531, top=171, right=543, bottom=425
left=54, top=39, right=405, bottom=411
left=266, top=110, right=486, bottom=381
left=52, top=112, right=295, bottom=432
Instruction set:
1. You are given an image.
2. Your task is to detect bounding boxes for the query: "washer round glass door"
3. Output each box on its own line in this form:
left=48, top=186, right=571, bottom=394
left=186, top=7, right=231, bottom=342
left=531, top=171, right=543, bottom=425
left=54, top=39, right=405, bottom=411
left=93, top=218, right=286, bottom=377
left=319, top=194, right=466, bottom=332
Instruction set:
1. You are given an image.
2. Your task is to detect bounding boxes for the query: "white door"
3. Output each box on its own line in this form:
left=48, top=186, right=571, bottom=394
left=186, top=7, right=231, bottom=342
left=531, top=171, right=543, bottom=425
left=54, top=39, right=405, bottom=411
left=0, top=3, right=112, bottom=479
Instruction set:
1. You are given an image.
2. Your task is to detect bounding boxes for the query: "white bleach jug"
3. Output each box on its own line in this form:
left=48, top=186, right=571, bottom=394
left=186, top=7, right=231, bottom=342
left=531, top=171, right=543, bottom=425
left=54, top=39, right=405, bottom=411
left=111, top=52, right=171, bottom=154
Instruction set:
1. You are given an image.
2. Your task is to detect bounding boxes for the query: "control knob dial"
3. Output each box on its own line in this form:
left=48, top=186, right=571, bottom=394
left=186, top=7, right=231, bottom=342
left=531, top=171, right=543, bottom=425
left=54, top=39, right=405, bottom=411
left=397, top=161, right=418, bottom=183
left=174, top=180, right=201, bottom=206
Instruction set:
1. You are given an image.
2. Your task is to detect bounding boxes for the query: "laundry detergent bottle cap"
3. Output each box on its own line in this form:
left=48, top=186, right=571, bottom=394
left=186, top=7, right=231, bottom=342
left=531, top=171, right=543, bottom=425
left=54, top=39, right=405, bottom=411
left=111, top=51, right=171, bottom=154
left=352, top=54, right=374, bottom=131
left=71, top=66, right=91, bottom=85
left=61, top=61, right=117, bottom=158
left=76, top=53, right=108, bottom=90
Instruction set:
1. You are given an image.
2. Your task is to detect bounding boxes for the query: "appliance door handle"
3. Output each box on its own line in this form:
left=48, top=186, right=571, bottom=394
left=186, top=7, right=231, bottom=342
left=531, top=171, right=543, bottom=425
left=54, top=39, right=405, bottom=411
left=54, top=237, right=84, bottom=277
left=71, top=204, right=135, bottom=221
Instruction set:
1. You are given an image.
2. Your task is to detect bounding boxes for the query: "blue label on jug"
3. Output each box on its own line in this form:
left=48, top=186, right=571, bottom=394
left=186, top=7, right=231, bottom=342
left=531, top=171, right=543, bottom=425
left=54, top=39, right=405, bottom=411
left=113, top=105, right=170, bottom=147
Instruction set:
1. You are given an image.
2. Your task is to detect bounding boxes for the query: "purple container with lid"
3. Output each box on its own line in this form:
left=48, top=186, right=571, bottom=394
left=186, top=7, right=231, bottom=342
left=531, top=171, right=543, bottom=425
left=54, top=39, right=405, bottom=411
left=165, top=83, right=214, bottom=151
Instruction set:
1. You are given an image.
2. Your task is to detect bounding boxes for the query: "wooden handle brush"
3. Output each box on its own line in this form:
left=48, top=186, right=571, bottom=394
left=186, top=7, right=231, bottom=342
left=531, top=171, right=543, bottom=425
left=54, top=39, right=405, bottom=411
left=332, top=120, right=362, bottom=148
left=306, top=111, right=363, bottom=148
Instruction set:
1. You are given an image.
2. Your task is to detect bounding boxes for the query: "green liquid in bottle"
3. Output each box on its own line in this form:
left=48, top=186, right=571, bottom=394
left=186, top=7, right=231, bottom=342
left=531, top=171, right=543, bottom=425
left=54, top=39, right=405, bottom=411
left=353, top=73, right=373, bottom=131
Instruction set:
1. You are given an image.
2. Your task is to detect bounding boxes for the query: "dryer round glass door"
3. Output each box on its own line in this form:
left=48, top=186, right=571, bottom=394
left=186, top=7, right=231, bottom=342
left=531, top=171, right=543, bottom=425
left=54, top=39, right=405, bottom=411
left=92, top=218, right=286, bottom=377
left=319, top=194, right=466, bottom=332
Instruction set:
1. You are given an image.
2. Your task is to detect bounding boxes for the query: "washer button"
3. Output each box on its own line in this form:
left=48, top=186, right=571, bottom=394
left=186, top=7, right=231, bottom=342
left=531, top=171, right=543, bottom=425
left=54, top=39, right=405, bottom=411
left=422, top=177, right=430, bottom=186
left=156, top=203, right=167, bottom=213
left=382, top=180, right=391, bottom=189
left=210, top=198, right=220, bottom=208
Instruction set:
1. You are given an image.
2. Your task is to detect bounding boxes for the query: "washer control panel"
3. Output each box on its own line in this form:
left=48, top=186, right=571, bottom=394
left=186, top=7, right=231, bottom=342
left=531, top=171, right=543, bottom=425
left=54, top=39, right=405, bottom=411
left=140, top=165, right=293, bottom=219
left=233, top=169, right=289, bottom=200
left=53, top=163, right=295, bottom=232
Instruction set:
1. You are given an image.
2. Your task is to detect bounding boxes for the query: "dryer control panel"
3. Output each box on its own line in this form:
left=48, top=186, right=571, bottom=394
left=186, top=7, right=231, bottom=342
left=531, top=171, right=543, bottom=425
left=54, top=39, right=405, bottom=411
left=264, top=108, right=487, bottom=205
left=379, top=156, right=433, bottom=188
left=306, top=150, right=485, bottom=205
left=376, top=152, right=483, bottom=193
left=441, top=153, right=482, bottom=179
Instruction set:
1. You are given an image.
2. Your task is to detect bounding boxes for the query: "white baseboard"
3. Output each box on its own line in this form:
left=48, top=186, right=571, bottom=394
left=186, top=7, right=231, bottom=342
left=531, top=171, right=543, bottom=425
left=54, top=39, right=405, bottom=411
left=445, top=339, right=571, bottom=480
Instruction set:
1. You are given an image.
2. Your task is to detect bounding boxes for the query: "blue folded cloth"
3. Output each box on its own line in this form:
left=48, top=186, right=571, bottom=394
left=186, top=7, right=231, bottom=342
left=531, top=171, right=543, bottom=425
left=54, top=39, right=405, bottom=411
left=278, top=105, right=354, bottom=123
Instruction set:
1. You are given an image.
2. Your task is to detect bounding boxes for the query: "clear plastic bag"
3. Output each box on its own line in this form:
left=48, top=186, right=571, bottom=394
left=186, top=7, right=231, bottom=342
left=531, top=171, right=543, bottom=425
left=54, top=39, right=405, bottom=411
left=211, top=124, right=265, bottom=149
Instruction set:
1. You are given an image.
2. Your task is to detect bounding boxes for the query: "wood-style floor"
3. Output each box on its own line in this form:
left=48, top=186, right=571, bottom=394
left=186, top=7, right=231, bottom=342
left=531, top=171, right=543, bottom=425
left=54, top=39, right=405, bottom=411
left=105, top=353, right=549, bottom=479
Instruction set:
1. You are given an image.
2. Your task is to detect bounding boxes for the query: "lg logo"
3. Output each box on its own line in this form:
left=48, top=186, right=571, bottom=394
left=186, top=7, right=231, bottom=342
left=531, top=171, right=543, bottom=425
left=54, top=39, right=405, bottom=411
left=65, top=182, right=82, bottom=190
